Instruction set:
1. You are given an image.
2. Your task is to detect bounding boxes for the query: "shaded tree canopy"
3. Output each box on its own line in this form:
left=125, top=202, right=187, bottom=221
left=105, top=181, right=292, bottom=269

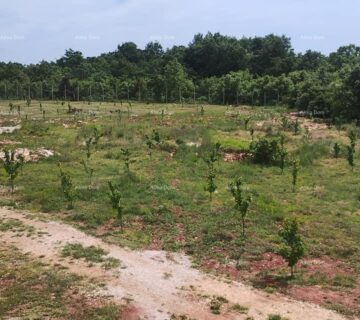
left=1, top=32, right=360, bottom=120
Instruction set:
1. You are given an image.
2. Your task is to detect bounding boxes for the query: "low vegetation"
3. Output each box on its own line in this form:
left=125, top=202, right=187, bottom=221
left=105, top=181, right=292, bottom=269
left=0, top=100, right=360, bottom=316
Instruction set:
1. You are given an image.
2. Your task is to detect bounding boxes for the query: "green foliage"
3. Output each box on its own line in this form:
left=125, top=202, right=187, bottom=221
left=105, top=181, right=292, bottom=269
left=250, top=128, right=255, bottom=140
left=291, top=160, right=299, bottom=192
left=209, top=296, right=228, bottom=315
left=1, top=150, right=24, bottom=192
left=85, top=137, right=93, bottom=159
left=58, top=164, right=75, bottom=209
left=120, top=148, right=133, bottom=171
left=81, top=159, right=94, bottom=186
left=250, top=137, right=279, bottom=165
left=108, top=181, right=124, bottom=231
left=294, top=141, right=330, bottom=166
left=244, top=117, right=251, bottom=130
left=281, top=115, right=290, bottom=130
left=229, top=177, right=252, bottom=237
left=333, top=142, right=341, bottom=158
left=293, top=118, right=301, bottom=135
left=145, top=130, right=161, bottom=156
left=279, top=134, right=287, bottom=173
left=278, top=218, right=305, bottom=277
left=84, top=127, right=103, bottom=159
left=204, top=160, right=217, bottom=202
left=268, top=315, right=289, bottom=320
left=62, top=243, right=107, bottom=263
left=347, top=130, right=356, bottom=170
left=145, top=135, right=155, bottom=156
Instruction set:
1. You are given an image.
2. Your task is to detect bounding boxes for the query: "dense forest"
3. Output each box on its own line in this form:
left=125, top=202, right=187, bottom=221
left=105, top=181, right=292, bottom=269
left=1, top=32, right=360, bottom=120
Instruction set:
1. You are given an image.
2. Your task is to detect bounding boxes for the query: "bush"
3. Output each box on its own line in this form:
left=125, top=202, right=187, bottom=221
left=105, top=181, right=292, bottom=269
left=250, top=137, right=279, bottom=165
left=294, top=141, right=330, bottom=166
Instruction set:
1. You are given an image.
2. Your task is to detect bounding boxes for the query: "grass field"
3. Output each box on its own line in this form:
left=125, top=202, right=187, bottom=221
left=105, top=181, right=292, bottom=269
left=0, top=100, right=359, bottom=317
left=0, top=244, right=123, bottom=319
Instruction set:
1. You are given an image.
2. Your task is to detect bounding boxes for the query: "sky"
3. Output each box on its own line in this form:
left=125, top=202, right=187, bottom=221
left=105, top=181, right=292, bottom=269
left=0, top=0, right=359, bottom=64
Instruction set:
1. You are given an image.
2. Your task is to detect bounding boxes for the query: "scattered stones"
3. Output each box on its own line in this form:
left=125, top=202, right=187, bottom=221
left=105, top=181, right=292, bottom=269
left=186, top=141, right=201, bottom=148
left=0, top=125, right=21, bottom=134
left=0, top=140, right=21, bottom=146
left=223, top=152, right=252, bottom=162
left=0, top=148, right=55, bottom=162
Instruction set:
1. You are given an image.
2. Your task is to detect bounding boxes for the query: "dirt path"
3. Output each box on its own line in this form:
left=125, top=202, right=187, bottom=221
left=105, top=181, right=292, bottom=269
left=0, top=208, right=348, bottom=320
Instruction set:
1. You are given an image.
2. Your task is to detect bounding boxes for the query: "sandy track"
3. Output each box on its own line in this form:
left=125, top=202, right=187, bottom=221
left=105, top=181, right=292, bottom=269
left=0, top=208, right=348, bottom=320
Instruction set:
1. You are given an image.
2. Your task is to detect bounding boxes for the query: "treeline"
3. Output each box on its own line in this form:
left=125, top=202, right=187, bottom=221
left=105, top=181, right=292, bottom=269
left=1, top=32, right=360, bottom=120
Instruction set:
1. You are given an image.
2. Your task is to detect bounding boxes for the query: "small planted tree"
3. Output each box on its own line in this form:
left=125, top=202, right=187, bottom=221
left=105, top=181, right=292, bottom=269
left=347, top=145, right=355, bottom=171
left=229, top=177, right=252, bottom=237
left=279, top=135, right=288, bottom=174
left=145, top=135, right=155, bottom=157
left=85, top=137, right=93, bottom=159
left=81, top=160, right=94, bottom=187
left=292, top=160, right=299, bottom=192
left=108, top=182, right=124, bottom=232
left=250, top=137, right=279, bottom=165
left=204, top=160, right=217, bottom=202
left=347, top=130, right=356, bottom=171
left=293, top=119, right=301, bottom=135
left=244, top=117, right=251, bottom=130
left=84, top=127, right=103, bottom=160
left=1, top=150, right=24, bottom=192
left=333, top=142, right=341, bottom=158
left=58, top=164, right=75, bottom=209
left=278, top=218, right=305, bottom=277
left=210, top=142, right=222, bottom=166
left=250, top=128, right=255, bottom=140
left=334, top=117, right=343, bottom=133
left=152, top=130, right=161, bottom=145
left=121, top=148, right=132, bottom=171
left=281, top=115, right=289, bottom=130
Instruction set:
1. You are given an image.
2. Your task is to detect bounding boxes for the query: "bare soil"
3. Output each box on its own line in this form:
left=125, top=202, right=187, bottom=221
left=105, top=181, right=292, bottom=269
left=0, top=207, right=349, bottom=320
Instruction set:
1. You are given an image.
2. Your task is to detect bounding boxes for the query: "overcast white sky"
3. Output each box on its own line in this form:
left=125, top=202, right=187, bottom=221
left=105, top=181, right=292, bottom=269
left=0, top=0, right=359, bottom=64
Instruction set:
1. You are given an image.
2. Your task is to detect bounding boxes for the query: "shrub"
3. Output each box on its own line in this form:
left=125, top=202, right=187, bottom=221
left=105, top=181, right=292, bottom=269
left=292, top=160, right=299, bottom=192
left=121, top=148, right=133, bottom=171
left=108, top=181, right=124, bottom=231
left=229, top=177, right=252, bottom=237
left=204, top=160, right=217, bottom=202
left=58, top=164, right=76, bottom=209
left=347, top=130, right=356, bottom=171
left=1, top=150, right=24, bottom=192
left=250, top=137, right=279, bottom=165
left=279, top=134, right=287, bottom=173
left=333, top=142, right=341, bottom=158
left=278, top=218, right=305, bottom=277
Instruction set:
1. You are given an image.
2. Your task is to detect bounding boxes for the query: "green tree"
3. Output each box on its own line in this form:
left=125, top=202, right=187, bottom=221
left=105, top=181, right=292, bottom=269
left=108, top=182, right=124, bottom=232
left=278, top=218, right=305, bottom=277
left=164, top=59, right=192, bottom=102
left=81, top=159, right=94, bottom=187
left=347, top=130, right=356, bottom=170
left=204, top=160, right=217, bottom=202
left=279, top=135, right=288, bottom=174
left=292, top=160, right=299, bottom=192
left=1, top=150, right=24, bottom=192
left=58, top=164, right=75, bottom=209
left=229, top=177, right=252, bottom=237
left=121, top=148, right=133, bottom=171
left=333, top=142, right=341, bottom=158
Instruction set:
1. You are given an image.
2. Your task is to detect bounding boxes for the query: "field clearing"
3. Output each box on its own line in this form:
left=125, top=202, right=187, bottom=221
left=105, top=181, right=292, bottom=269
left=0, top=100, right=360, bottom=318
